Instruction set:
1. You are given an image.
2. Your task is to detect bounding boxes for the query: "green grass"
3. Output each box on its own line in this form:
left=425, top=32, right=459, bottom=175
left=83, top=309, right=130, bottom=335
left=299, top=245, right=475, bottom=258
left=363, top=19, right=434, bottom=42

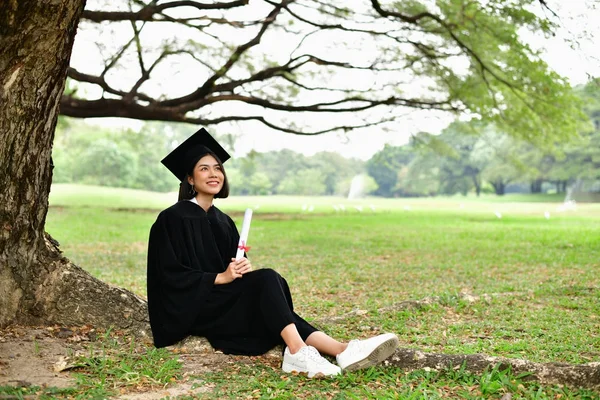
left=71, top=331, right=182, bottom=397
left=48, top=183, right=175, bottom=209
left=0, top=386, right=80, bottom=400
left=187, top=362, right=598, bottom=400
left=33, top=184, right=600, bottom=398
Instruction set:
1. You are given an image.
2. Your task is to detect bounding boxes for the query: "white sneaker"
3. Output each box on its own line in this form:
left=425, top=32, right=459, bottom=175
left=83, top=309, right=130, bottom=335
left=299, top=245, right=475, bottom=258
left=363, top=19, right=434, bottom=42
left=282, top=346, right=341, bottom=378
left=336, top=333, right=399, bottom=371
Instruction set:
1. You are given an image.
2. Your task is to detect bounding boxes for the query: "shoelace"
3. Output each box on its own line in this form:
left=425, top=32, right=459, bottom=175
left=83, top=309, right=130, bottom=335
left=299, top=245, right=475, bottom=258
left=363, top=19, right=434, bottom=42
left=345, top=339, right=364, bottom=354
left=303, top=346, right=328, bottom=364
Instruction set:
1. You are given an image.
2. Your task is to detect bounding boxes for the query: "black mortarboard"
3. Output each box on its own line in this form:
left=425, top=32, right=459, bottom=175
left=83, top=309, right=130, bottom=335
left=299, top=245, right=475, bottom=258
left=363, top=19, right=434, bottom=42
left=161, top=127, right=231, bottom=181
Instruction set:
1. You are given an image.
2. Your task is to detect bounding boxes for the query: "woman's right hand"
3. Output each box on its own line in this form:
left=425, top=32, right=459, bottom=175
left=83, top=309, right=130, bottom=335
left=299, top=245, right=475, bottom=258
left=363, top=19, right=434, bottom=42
left=215, top=257, right=250, bottom=284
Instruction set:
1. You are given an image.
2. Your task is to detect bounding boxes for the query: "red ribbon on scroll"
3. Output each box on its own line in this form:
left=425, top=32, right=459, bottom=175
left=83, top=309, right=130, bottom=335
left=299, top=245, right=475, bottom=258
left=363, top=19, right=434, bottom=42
left=237, top=240, right=251, bottom=253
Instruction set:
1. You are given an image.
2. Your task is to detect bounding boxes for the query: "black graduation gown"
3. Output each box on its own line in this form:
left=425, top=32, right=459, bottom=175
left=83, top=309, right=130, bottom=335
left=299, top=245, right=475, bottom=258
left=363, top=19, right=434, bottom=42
left=147, top=201, right=317, bottom=355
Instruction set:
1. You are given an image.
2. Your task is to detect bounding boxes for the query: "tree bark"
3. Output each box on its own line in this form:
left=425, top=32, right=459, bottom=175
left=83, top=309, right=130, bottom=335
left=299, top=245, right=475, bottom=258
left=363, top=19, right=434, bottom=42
left=0, top=0, right=149, bottom=333
left=561, top=180, right=568, bottom=193
left=492, top=181, right=506, bottom=196
left=530, top=179, right=543, bottom=193
left=471, top=175, right=481, bottom=197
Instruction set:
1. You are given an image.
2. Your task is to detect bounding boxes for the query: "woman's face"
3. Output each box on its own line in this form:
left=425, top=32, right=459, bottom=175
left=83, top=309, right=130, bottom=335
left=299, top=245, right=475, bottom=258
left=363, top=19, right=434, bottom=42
left=188, top=154, right=224, bottom=197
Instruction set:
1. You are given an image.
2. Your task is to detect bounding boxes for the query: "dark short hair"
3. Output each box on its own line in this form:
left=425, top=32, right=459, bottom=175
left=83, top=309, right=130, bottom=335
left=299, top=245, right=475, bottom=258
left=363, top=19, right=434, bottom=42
left=177, top=151, right=230, bottom=201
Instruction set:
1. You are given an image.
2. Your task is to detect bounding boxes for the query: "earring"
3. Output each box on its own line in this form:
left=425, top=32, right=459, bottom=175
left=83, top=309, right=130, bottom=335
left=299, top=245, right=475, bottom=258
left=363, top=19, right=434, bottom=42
left=189, top=185, right=196, bottom=195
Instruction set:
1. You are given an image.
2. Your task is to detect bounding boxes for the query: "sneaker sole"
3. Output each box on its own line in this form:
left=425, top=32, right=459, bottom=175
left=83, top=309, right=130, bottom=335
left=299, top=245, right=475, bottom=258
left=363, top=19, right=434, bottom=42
left=342, top=336, right=399, bottom=372
left=282, top=364, right=338, bottom=379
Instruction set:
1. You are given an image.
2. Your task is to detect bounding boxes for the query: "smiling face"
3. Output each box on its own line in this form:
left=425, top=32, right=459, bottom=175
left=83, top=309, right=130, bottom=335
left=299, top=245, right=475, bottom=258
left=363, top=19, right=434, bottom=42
left=188, top=154, right=224, bottom=197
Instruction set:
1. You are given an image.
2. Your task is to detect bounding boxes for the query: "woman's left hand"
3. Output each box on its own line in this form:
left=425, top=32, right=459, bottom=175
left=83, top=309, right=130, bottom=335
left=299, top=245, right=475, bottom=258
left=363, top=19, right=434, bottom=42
left=230, top=257, right=252, bottom=276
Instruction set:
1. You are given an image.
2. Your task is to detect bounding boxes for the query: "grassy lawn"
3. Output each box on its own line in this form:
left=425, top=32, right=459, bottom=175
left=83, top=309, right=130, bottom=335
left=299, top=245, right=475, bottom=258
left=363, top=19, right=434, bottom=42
left=34, top=184, right=600, bottom=398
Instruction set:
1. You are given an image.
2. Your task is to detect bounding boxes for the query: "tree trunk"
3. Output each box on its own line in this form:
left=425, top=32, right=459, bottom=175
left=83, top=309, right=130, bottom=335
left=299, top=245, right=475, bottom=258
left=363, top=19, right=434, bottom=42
left=471, top=175, right=481, bottom=197
left=530, top=179, right=542, bottom=193
left=0, top=0, right=149, bottom=333
left=491, top=181, right=505, bottom=196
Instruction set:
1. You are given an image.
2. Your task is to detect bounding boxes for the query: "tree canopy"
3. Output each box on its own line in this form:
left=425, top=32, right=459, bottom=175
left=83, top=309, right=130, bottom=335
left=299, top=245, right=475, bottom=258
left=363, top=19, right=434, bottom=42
left=62, top=0, right=582, bottom=140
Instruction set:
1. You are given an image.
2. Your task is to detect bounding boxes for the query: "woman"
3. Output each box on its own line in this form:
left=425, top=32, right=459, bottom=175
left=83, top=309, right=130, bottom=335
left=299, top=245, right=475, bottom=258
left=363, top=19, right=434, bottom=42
left=147, top=128, right=399, bottom=377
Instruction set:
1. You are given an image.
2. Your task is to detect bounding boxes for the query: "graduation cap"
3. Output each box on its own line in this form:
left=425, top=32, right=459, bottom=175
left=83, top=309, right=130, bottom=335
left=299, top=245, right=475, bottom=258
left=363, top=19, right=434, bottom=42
left=161, top=127, right=231, bottom=181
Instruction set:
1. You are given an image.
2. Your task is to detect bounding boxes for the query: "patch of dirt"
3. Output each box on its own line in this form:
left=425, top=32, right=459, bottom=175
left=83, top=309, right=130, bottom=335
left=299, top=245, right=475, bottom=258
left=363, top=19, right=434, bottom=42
left=117, top=381, right=212, bottom=399
left=0, top=326, right=76, bottom=389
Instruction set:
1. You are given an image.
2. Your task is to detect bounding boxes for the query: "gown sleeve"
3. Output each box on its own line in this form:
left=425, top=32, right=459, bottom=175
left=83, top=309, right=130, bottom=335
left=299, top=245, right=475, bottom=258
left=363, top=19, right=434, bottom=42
left=147, top=209, right=218, bottom=347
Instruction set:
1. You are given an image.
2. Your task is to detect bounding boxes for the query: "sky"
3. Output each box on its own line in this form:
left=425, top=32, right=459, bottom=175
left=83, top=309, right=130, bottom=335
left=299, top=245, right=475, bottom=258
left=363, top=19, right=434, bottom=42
left=78, top=0, right=600, bottom=161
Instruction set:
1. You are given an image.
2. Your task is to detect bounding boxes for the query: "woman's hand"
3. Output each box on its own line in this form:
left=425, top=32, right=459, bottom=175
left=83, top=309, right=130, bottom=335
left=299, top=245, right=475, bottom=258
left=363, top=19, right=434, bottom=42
left=230, top=257, right=252, bottom=276
left=215, top=257, right=252, bottom=284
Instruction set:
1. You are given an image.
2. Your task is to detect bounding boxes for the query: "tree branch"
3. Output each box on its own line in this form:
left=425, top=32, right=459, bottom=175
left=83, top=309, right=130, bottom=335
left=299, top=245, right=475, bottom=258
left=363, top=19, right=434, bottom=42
left=82, top=0, right=249, bottom=22
left=197, top=93, right=454, bottom=113
left=66, top=68, right=155, bottom=103
left=194, top=115, right=398, bottom=136
left=158, top=0, right=291, bottom=108
left=370, top=0, right=442, bottom=24
left=59, top=96, right=404, bottom=135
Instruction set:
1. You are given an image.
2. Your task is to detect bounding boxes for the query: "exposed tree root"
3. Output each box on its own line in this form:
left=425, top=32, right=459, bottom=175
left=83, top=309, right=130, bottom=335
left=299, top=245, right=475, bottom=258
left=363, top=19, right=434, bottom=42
left=387, top=349, right=600, bottom=390
left=34, top=257, right=150, bottom=335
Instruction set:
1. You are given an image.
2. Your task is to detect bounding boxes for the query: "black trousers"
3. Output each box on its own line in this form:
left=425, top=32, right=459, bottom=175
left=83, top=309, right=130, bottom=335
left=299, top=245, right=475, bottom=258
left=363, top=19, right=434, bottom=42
left=190, top=268, right=318, bottom=355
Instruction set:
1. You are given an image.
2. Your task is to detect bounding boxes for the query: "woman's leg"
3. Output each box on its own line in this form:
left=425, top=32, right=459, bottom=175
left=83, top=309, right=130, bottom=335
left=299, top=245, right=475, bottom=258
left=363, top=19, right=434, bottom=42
left=280, top=323, right=306, bottom=354
left=280, top=321, right=348, bottom=357
left=305, top=331, right=347, bottom=357
left=248, top=269, right=312, bottom=354
left=281, top=324, right=342, bottom=377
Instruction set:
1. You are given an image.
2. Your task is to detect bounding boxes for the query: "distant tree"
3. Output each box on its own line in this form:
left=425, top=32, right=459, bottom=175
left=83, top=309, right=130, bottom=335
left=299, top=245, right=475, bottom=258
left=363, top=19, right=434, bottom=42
left=252, top=150, right=309, bottom=194
left=559, top=130, right=600, bottom=183
left=411, top=122, right=487, bottom=196
left=367, top=144, right=415, bottom=197
left=228, top=149, right=362, bottom=196
left=577, top=78, right=600, bottom=130
left=122, top=123, right=186, bottom=192
left=278, top=169, right=327, bottom=196
left=52, top=120, right=233, bottom=192
left=238, top=150, right=259, bottom=181
left=525, top=79, right=600, bottom=193
left=398, top=160, right=440, bottom=197
left=477, top=128, right=529, bottom=196
left=571, top=80, right=600, bottom=182
left=307, top=152, right=363, bottom=196
left=52, top=119, right=109, bottom=183
left=408, top=122, right=548, bottom=196
left=248, top=172, right=273, bottom=195
left=78, top=139, right=138, bottom=188
left=225, top=168, right=244, bottom=196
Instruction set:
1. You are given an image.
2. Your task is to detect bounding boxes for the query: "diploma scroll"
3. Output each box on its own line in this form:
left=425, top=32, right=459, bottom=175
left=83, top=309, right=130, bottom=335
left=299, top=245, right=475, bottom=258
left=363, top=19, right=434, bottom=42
left=235, top=208, right=253, bottom=260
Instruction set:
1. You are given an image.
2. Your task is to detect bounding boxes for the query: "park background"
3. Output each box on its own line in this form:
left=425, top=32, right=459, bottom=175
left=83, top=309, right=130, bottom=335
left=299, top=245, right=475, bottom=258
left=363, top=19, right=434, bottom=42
left=2, top=0, right=600, bottom=398
left=37, top=79, right=600, bottom=397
